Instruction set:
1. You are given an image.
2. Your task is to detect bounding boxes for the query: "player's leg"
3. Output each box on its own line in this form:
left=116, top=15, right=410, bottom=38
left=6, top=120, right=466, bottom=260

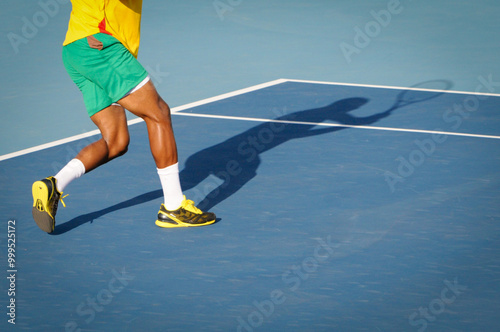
left=32, top=104, right=130, bottom=233
left=118, top=81, right=177, bottom=169
left=117, top=81, right=216, bottom=227
left=55, top=104, right=129, bottom=192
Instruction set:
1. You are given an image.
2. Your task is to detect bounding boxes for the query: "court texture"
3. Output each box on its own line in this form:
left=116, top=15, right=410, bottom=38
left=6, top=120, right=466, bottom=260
left=1, top=1, right=500, bottom=331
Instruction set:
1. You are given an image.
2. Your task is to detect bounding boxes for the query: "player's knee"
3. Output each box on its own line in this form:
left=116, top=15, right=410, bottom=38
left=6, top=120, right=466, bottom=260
left=150, top=99, right=171, bottom=123
left=135, top=99, right=171, bottom=126
left=109, top=145, right=128, bottom=159
left=108, top=135, right=129, bottom=159
left=159, top=99, right=171, bottom=114
left=116, top=142, right=129, bottom=157
left=150, top=108, right=172, bottom=126
left=116, top=137, right=130, bottom=157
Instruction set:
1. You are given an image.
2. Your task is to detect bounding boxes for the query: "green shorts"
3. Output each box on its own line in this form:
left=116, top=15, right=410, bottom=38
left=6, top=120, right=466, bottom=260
left=62, top=33, right=149, bottom=117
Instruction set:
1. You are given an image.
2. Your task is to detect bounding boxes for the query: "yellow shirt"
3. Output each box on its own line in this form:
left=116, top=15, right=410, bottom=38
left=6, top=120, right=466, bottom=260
left=63, top=0, right=143, bottom=58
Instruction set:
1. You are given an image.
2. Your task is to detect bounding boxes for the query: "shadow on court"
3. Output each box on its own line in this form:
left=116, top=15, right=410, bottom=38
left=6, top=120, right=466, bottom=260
left=179, top=97, right=380, bottom=211
left=53, top=91, right=429, bottom=234
left=52, top=189, right=163, bottom=234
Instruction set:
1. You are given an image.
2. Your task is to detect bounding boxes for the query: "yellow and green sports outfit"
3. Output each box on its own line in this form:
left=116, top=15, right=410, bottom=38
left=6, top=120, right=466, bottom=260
left=62, top=0, right=148, bottom=117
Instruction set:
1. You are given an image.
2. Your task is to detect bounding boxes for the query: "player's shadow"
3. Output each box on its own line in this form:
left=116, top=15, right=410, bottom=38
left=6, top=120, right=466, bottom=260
left=180, top=76, right=453, bottom=211
left=179, top=96, right=390, bottom=212
left=52, top=94, right=409, bottom=234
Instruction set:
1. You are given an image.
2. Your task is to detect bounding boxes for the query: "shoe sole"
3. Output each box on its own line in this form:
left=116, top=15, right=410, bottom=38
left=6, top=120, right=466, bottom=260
left=32, top=181, right=55, bottom=233
left=155, top=218, right=216, bottom=228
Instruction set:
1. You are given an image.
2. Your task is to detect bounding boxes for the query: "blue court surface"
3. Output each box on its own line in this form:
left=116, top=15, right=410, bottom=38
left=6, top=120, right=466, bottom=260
left=1, top=79, right=500, bottom=331
left=2, top=1, right=500, bottom=331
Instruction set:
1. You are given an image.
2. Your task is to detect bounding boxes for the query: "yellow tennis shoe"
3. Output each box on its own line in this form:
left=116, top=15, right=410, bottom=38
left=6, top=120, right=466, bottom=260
left=156, top=196, right=216, bottom=228
left=32, top=176, right=67, bottom=233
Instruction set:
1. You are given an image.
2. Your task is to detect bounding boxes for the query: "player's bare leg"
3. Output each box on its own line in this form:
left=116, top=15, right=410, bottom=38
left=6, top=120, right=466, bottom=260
left=31, top=104, right=129, bottom=233
left=118, top=81, right=177, bottom=168
left=118, top=81, right=216, bottom=227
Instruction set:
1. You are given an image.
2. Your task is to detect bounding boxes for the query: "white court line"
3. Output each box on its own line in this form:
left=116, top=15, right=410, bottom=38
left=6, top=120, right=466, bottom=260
left=283, top=78, right=500, bottom=98
left=174, top=112, right=500, bottom=140
left=1, top=78, right=499, bottom=162
left=0, top=129, right=103, bottom=162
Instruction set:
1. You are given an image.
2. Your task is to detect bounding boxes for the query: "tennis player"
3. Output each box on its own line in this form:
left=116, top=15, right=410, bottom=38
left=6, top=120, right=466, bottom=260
left=32, top=0, right=216, bottom=233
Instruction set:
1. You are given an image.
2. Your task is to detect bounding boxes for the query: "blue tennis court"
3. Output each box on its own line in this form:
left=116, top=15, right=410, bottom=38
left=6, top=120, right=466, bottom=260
left=2, top=1, right=500, bottom=331
left=2, top=78, right=500, bottom=331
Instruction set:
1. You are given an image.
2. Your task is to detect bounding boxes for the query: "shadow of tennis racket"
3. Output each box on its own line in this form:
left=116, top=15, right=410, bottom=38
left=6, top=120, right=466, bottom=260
left=384, top=79, right=453, bottom=114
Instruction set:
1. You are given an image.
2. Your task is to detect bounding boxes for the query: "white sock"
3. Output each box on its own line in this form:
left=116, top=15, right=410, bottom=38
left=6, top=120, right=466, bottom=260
left=157, top=163, right=184, bottom=210
left=54, top=159, right=86, bottom=192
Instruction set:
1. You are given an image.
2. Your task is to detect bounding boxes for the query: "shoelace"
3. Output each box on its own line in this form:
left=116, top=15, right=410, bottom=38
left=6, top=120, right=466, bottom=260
left=60, top=194, right=69, bottom=208
left=182, top=199, right=202, bottom=214
left=53, top=177, right=68, bottom=208
left=53, top=193, right=67, bottom=217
